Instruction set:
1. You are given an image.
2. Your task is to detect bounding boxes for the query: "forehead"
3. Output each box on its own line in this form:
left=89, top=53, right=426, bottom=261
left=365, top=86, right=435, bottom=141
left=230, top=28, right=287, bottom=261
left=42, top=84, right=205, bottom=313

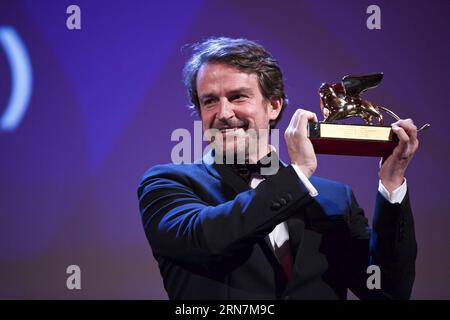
left=196, top=62, right=259, bottom=94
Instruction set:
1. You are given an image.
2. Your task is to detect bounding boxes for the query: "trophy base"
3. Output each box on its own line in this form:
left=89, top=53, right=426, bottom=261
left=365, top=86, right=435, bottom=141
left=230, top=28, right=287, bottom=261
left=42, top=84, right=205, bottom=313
left=308, top=122, right=398, bottom=157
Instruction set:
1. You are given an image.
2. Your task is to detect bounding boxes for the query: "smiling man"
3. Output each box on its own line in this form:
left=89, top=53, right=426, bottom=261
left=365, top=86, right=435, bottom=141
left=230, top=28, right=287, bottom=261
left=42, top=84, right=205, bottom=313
left=196, top=62, right=279, bottom=165
left=137, top=37, right=418, bottom=300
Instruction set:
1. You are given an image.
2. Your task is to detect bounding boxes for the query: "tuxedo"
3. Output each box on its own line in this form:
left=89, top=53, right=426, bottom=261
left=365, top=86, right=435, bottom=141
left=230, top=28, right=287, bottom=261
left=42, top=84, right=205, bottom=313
left=137, top=159, right=416, bottom=300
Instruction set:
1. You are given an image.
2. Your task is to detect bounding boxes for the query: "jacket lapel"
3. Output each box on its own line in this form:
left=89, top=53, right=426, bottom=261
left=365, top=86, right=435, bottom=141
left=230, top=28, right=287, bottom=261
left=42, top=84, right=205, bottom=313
left=277, top=159, right=306, bottom=263
left=201, top=150, right=251, bottom=194
left=286, top=214, right=305, bottom=264
left=202, top=150, right=306, bottom=279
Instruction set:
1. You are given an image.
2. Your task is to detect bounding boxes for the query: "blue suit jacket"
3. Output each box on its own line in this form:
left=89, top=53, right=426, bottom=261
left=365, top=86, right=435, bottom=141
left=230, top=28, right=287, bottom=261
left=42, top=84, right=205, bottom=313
left=137, top=160, right=416, bottom=299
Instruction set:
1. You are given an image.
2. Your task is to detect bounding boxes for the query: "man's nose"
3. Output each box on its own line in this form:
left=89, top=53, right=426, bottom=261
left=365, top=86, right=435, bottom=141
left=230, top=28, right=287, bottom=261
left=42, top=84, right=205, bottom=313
left=216, top=99, right=234, bottom=121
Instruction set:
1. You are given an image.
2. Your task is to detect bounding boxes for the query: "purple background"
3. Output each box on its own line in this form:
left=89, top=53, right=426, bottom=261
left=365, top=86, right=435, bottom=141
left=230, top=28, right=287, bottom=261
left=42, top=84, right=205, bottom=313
left=0, top=0, right=449, bottom=299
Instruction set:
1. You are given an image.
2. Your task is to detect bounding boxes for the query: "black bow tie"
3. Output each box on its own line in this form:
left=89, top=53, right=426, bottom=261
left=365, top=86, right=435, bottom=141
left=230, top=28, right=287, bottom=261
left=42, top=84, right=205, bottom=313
left=227, top=152, right=279, bottom=183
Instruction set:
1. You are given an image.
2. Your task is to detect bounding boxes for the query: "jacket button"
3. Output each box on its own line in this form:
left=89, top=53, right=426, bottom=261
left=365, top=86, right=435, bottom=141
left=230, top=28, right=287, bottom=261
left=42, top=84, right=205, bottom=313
left=271, top=202, right=281, bottom=210
left=286, top=193, right=293, bottom=201
left=279, top=198, right=287, bottom=206
left=283, top=295, right=290, bottom=300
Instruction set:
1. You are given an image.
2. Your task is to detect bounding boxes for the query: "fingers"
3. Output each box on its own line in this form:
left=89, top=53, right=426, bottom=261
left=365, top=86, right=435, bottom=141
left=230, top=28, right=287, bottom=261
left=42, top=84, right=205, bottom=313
left=392, top=118, right=419, bottom=150
left=285, top=108, right=318, bottom=137
left=284, top=109, right=318, bottom=176
left=391, top=126, right=409, bottom=155
left=391, top=118, right=419, bottom=157
left=298, top=110, right=318, bottom=137
left=392, top=125, right=409, bottom=143
left=392, top=118, right=418, bottom=141
left=286, top=109, right=299, bottom=130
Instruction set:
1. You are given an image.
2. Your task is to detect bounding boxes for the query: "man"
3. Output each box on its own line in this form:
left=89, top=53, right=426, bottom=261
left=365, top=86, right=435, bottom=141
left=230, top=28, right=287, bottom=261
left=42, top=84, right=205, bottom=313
left=137, top=37, right=418, bottom=299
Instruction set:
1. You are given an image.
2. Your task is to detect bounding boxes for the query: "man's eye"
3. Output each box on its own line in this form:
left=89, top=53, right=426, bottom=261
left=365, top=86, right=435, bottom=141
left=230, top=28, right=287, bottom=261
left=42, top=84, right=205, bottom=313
left=232, top=95, right=248, bottom=102
left=203, top=99, right=215, bottom=106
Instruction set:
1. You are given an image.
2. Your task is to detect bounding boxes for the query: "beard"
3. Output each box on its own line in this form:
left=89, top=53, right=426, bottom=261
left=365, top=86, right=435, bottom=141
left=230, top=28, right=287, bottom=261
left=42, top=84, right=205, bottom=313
left=206, top=124, right=269, bottom=165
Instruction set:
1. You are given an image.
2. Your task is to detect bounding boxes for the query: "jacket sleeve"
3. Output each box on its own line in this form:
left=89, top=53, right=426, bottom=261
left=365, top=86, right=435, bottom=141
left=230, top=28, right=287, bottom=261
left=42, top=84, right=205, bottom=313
left=346, top=186, right=417, bottom=300
left=137, top=164, right=314, bottom=264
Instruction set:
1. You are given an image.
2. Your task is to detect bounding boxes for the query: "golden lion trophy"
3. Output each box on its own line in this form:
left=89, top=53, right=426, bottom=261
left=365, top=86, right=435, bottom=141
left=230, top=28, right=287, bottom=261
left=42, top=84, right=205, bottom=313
left=308, top=73, right=430, bottom=157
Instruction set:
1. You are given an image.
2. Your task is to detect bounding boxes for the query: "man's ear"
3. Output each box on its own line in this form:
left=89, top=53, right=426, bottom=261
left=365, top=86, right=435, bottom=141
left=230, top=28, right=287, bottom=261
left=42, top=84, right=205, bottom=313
left=268, top=96, right=283, bottom=122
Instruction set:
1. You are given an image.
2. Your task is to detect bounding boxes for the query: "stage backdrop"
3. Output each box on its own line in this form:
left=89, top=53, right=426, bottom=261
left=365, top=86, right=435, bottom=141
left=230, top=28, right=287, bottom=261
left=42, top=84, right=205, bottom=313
left=1, top=0, right=449, bottom=299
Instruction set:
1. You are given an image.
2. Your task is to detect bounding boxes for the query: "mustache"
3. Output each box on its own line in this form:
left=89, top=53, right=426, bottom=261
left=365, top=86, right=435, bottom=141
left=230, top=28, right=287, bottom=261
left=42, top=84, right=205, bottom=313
left=211, top=119, right=248, bottom=130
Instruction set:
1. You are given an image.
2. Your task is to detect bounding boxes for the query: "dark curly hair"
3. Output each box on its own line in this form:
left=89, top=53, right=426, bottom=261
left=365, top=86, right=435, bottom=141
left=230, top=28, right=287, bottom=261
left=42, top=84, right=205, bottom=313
left=183, top=37, right=288, bottom=128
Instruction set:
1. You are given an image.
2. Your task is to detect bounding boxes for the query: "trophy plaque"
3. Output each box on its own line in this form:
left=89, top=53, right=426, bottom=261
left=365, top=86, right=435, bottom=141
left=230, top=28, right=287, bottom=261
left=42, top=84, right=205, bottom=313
left=308, top=73, right=430, bottom=157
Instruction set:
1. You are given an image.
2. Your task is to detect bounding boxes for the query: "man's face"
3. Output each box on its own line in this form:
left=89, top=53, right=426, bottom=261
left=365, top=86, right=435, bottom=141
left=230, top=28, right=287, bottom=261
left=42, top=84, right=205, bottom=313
left=196, top=62, right=281, bottom=162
